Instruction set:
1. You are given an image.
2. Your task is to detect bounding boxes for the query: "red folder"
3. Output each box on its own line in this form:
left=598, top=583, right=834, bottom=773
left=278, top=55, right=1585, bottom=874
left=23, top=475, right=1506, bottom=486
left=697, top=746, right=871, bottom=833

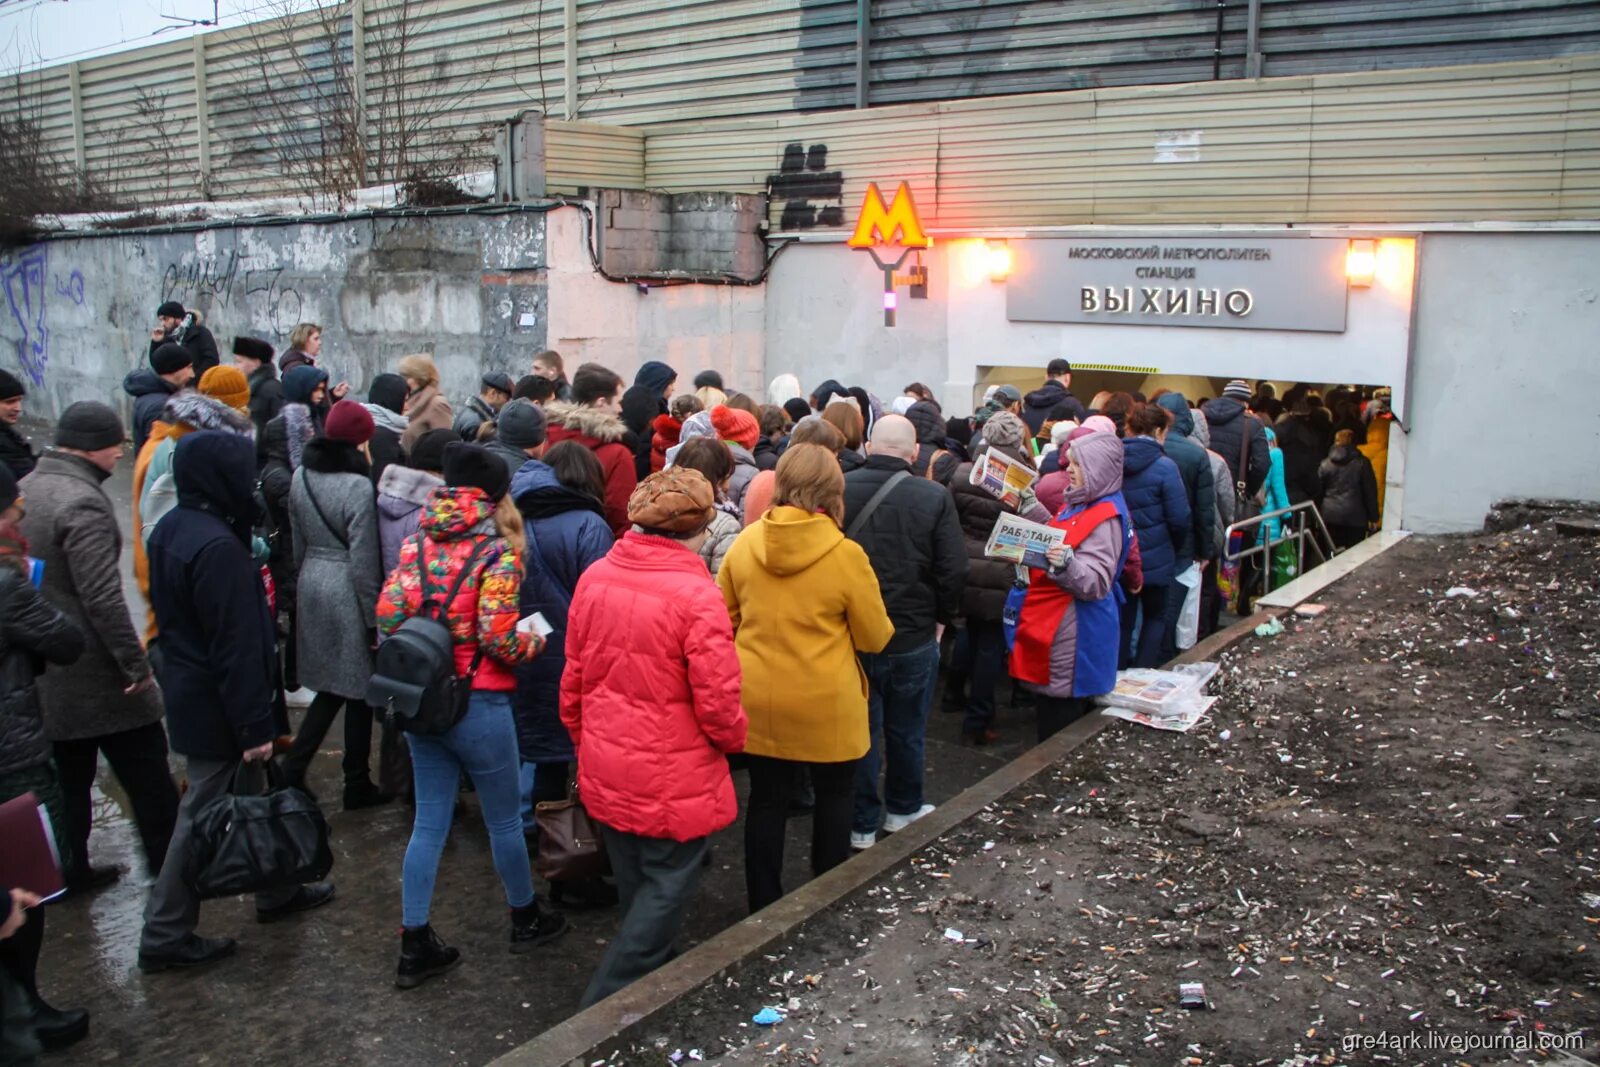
left=0, top=792, right=65, bottom=901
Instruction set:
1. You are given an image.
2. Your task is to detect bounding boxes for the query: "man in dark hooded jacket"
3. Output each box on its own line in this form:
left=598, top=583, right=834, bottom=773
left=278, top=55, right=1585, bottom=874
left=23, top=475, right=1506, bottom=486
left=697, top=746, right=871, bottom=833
left=1154, top=393, right=1216, bottom=660
left=905, top=400, right=957, bottom=483
left=621, top=361, right=678, bottom=480
left=1021, top=359, right=1089, bottom=435
left=140, top=431, right=334, bottom=973
left=1201, top=381, right=1269, bottom=498
left=124, top=344, right=196, bottom=453
left=1272, top=401, right=1324, bottom=505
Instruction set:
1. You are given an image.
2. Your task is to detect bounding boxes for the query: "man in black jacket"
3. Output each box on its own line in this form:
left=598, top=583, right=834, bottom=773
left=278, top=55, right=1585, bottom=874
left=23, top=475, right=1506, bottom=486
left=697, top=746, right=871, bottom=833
left=0, top=370, right=35, bottom=479
left=1022, top=358, right=1089, bottom=435
left=231, top=336, right=282, bottom=440
left=842, top=414, right=968, bottom=850
left=149, top=301, right=220, bottom=378
left=1202, top=380, right=1270, bottom=498
left=123, top=343, right=195, bottom=452
left=139, top=431, right=334, bottom=974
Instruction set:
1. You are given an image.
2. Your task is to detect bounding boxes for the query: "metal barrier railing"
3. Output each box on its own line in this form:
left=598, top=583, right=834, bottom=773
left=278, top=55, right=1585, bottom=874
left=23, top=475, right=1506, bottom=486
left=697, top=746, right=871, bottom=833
left=1222, top=500, right=1337, bottom=603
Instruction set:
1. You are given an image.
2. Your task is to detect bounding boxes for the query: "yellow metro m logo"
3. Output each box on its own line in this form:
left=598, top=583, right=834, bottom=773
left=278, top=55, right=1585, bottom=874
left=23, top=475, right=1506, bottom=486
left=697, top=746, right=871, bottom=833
left=847, top=182, right=931, bottom=250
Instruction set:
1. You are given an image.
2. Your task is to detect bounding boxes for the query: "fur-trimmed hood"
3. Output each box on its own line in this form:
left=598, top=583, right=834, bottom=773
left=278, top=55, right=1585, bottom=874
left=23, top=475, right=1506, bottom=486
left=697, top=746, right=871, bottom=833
left=162, top=390, right=254, bottom=436
left=376, top=464, right=443, bottom=510
left=544, top=401, right=629, bottom=445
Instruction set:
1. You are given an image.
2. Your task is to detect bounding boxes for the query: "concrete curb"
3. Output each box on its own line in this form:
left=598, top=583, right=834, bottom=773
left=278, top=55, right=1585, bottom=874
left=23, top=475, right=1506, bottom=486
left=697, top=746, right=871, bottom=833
left=494, top=607, right=1285, bottom=1067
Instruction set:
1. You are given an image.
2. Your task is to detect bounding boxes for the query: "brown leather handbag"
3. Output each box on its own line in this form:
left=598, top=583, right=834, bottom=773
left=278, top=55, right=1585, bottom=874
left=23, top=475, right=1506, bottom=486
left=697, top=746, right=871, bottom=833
left=534, top=782, right=611, bottom=882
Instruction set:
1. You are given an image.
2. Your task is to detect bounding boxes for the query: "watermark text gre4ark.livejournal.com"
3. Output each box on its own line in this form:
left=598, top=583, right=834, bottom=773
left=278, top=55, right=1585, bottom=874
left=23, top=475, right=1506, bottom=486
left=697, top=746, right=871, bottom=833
left=1342, top=1031, right=1585, bottom=1055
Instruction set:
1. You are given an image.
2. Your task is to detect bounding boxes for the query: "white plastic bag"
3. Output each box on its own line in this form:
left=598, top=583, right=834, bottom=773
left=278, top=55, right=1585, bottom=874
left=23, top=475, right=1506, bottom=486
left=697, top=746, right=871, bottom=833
left=1174, top=563, right=1202, bottom=651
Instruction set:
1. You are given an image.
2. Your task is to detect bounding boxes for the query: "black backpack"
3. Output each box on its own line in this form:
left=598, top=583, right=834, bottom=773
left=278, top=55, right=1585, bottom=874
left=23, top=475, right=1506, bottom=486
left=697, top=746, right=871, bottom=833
left=366, top=537, right=495, bottom=735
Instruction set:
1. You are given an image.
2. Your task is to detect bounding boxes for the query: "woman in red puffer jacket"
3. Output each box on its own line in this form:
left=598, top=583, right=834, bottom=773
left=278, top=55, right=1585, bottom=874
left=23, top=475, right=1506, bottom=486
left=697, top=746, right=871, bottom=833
left=562, top=466, right=746, bottom=1009
left=377, top=443, right=566, bottom=990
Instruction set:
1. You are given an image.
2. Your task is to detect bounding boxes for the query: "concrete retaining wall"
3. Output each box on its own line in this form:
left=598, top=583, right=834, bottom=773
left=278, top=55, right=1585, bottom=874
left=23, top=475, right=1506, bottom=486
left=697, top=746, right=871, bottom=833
left=0, top=199, right=770, bottom=424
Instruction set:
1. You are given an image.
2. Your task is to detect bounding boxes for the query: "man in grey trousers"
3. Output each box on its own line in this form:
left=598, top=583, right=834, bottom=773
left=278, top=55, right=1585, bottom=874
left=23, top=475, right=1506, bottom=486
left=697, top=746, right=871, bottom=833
left=138, top=430, right=334, bottom=973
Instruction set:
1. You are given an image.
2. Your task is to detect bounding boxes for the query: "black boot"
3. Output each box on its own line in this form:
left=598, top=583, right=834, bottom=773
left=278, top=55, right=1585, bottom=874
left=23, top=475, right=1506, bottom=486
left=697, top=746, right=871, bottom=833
left=395, top=925, right=460, bottom=989
left=342, top=778, right=393, bottom=811
left=509, top=900, right=570, bottom=954
left=28, top=993, right=88, bottom=1051
left=547, top=879, right=619, bottom=910
left=1, top=900, right=89, bottom=1050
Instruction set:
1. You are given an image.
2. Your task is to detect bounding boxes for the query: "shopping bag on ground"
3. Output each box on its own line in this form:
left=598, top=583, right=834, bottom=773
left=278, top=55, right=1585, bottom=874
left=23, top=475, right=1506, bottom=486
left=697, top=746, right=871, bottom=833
left=183, top=762, right=333, bottom=899
left=1174, top=563, right=1201, bottom=650
left=534, top=782, right=611, bottom=883
left=1270, top=540, right=1300, bottom=591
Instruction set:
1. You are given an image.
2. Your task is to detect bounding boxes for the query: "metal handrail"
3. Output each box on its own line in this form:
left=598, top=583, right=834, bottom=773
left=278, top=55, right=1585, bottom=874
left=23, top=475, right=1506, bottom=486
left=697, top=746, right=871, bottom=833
left=1222, top=500, right=1337, bottom=602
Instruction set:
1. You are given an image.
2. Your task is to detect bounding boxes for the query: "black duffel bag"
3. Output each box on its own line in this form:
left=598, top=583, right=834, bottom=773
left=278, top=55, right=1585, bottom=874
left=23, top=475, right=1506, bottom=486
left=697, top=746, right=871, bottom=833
left=183, top=762, right=333, bottom=899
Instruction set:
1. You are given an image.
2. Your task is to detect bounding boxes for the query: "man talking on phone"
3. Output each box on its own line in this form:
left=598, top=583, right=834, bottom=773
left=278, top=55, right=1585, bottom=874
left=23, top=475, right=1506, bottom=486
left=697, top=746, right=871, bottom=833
left=150, top=301, right=220, bottom=378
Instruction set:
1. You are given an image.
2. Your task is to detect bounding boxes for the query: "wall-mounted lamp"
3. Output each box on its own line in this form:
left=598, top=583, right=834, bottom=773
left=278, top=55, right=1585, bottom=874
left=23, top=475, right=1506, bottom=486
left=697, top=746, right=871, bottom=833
left=1345, top=239, right=1377, bottom=288
left=986, top=239, right=1012, bottom=283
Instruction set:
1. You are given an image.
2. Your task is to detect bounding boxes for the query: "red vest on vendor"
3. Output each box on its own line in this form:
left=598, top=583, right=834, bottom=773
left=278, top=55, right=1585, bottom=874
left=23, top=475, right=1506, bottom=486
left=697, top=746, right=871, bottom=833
left=1008, top=494, right=1131, bottom=697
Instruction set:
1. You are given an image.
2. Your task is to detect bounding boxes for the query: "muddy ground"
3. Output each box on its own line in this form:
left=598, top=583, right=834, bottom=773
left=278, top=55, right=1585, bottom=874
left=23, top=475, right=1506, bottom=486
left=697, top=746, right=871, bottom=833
left=609, top=525, right=1600, bottom=1066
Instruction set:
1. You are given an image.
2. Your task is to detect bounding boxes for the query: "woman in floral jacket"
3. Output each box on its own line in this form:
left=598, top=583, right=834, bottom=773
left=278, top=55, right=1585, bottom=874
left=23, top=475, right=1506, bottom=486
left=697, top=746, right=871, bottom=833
left=377, top=443, right=565, bottom=990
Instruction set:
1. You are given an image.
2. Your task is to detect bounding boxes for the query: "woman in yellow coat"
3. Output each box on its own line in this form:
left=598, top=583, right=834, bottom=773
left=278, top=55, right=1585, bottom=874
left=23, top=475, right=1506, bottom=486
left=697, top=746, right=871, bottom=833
left=718, top=444, right=893, bottom=913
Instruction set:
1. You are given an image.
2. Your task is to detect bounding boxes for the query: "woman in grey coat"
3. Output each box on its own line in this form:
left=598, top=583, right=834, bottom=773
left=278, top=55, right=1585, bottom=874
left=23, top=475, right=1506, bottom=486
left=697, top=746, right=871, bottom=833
left=280, top=400, right=387, bottom=809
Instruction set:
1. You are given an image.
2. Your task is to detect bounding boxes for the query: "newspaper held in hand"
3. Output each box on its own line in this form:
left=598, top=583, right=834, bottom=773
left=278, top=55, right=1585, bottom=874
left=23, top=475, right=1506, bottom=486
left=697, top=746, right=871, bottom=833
left=969, top=448, right=1037, bottom=508
left=984, top=512, right=1066, bottom=570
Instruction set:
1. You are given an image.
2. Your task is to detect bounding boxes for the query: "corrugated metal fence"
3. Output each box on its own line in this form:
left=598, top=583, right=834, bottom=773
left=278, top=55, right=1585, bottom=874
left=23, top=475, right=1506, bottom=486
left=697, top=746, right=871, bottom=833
left=1, top=0, right=1598, bottom=209
left=627, top=54, right=1600, bottom=227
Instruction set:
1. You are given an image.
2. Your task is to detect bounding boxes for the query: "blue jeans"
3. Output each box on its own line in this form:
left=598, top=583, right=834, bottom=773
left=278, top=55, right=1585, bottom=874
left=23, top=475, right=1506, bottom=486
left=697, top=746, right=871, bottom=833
left=402, top=692, right=534, bottom=928
left=853, top=640, right=941, bottom=834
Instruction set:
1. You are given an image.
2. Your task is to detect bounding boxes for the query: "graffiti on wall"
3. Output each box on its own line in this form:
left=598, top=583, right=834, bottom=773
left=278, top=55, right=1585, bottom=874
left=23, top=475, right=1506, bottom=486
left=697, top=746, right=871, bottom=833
left=2, top=246, right=50, bottom=387
left=161, top=251, right=304, bottom=335
left=766, top=142, right=844, bottom=231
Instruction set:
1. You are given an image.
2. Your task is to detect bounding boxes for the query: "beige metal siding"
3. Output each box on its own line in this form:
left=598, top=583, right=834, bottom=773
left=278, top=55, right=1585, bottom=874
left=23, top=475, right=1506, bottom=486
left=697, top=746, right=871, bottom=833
left=77, top=41, right=204, bottom=204
left=571, top=0, right=852, bottom=124
left=0, top=66, right=77, bottom=192
left=544, top=120, right=646, bottom=191
left=640, top=56, right=1600, bottom=228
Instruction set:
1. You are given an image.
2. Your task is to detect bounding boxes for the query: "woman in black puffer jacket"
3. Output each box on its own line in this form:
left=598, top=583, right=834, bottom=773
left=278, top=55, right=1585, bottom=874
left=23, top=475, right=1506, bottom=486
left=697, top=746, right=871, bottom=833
left=0, top=465, right=89, bottom=1052
left=945, top=412, right=1035, bottom=746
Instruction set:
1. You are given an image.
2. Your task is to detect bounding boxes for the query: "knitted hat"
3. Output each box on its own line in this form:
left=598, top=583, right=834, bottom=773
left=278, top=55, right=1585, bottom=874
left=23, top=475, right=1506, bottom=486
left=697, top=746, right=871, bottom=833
left=367, top=373, right=408, bottom=415
left=693, top=370, right=724, bottom=391
left=1223, top=379, right=1252, bottom=401
left=232, top=336, right=274, bottom=362
left=1082, top=414, right=1117, bottom=436
left=198, top=365, right=251, bottom=413
left=710, top=405, right=760, bottom=451
left=324, top=399, right=375, bottom=445
left=409, top=428, right=457, bottom=473
left=982, top=410, right=1028, bottom=452
left=156, top=300, right=185, bottom=319
left=151, top=343, right=193, bottom=376
left=481, top=371, right=515, bottom=396
left=282, top=365, right=329, bottom=405
left=0, top=370, right=25, bottom=401
left=628, top=466, right=714, bottom=536
left=55, top=401, right=123, bottom=451
left=0, top=465, right=16, bottom=513
left=497, top=399, right=546, bottom=449
left=442, top=441, right=511, bottom=501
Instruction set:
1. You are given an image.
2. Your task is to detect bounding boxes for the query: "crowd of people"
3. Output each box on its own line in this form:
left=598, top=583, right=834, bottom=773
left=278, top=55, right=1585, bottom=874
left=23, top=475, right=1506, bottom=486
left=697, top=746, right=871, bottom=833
left=0, top=300, right=1396, bottom=1056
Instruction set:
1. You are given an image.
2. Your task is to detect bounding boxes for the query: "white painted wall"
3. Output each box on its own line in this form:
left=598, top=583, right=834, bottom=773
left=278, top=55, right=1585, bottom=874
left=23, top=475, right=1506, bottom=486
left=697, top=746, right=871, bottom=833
left=545, top=209, right=766, bottom=393
left=761, top=231, right=1600, bottom=533
left=763, top=237, right=1415, bottom=416
left=763, top=242, right=950, bottom=406
left=1401, top=233, right=1600, bottom=533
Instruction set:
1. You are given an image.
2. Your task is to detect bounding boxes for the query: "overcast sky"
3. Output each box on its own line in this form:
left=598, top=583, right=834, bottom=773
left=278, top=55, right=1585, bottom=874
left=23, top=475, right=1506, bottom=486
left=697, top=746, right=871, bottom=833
left=0, top=0, right=320, bottom=72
